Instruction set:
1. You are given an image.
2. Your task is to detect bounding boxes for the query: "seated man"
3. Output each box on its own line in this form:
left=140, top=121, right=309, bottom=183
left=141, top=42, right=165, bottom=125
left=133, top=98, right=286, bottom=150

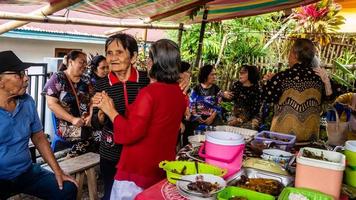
left=0, top=51, right=77, bottom=200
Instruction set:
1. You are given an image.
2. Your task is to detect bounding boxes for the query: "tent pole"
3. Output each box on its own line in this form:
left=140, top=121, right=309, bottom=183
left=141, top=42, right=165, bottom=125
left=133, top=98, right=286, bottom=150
left=0, top=11, right=188, bottom=30
left=0, top=0, right=82, bottom=35
left=194, top=9, right=208, bottom=68
left=177, top=23, right=184, bottom=48
left=143, top=28, right=148, bottom=57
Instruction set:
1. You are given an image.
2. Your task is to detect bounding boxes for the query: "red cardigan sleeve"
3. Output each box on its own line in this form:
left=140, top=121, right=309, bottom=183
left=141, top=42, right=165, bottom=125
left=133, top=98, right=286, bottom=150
left=113, top=89, right=153, bottom=145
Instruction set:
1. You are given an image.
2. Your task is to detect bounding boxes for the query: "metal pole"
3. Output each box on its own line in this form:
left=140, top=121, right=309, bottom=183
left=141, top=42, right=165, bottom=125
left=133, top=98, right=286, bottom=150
left=194, top=9, right=209, bottom=68
left=0, top=11, right=189, bottom=31
left=143, top=28, right=148, bottom=57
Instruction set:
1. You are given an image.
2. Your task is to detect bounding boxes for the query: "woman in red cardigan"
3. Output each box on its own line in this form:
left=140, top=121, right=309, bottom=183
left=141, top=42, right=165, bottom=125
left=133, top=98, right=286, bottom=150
left=93, top=39, right=187, bottom=200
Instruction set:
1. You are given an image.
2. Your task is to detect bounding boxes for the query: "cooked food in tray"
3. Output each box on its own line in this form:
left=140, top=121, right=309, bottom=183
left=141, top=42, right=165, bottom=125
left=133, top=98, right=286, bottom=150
left=234, top=175, right=284, bottom=196
left=260, top=132, right=290, bottom=142
left=302, top=149, right=334, bottom=162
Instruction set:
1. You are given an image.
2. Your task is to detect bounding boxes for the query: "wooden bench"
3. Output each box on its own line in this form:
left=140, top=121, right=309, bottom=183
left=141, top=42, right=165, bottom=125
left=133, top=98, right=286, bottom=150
left=43, top=152, right=100, bottom=200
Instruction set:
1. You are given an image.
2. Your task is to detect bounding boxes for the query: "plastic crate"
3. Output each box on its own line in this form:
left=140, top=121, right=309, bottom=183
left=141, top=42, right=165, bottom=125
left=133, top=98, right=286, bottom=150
left=295, top=148, right=345, bottom=199
left=217, top=186, right=275, bottom=200
left=255, top=131, right=296, bottom=151
left=278, top=187, right=333, bottom=200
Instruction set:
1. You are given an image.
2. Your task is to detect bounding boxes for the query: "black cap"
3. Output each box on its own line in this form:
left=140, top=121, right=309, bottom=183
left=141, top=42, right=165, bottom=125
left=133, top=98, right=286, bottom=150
left=0, top=50, right=33, bottom=73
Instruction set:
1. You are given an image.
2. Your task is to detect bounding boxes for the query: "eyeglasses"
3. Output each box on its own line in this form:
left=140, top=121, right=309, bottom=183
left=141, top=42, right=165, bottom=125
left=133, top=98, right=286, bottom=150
left=1, top=70, right=28, bottom=78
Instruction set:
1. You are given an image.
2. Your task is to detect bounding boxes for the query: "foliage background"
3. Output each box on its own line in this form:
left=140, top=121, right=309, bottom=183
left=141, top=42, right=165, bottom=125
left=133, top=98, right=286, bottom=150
left=168, top=13, right=284, bottom=90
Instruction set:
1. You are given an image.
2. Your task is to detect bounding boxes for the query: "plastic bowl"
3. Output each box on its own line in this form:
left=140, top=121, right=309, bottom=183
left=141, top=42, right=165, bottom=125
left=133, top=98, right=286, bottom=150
left=278, top=187, right=333, bottom=200
left=261, top=149, right=293, bottom=168
left=345, top=140, right=356, bottom=167
left=345, top=167, right=356, bottom=187
left=250, top=140, right=269, bottom=155
left=217, top=186, right=275, bottom=200
left=159, top=160, right=227, bottom=184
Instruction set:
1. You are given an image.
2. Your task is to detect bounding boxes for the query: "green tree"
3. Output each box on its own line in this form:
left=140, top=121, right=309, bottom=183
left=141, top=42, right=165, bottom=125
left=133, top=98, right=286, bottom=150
left=168, top=12, right=283, bottom=89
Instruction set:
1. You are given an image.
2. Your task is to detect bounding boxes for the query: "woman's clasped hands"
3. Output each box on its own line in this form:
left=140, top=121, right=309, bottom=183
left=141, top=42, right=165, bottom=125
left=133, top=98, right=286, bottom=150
left=92, top=91, right=119, bottom=121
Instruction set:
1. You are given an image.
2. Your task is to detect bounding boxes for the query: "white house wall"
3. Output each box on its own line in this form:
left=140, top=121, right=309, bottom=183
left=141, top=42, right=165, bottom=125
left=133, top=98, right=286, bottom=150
left=0, top=37, right=105, bottom=63
left=0, top=37, right=106, bottom=139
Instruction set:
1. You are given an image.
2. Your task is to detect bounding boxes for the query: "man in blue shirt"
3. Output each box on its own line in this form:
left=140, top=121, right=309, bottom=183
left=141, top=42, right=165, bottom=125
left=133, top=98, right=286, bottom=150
left=0, top=51, right=77, bottom=199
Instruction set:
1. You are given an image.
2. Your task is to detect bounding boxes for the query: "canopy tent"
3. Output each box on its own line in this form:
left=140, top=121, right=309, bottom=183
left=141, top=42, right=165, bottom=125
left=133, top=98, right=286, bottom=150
left=1, top=0, right=351, bottom=66
left=3, top=0, right=320, bottom=24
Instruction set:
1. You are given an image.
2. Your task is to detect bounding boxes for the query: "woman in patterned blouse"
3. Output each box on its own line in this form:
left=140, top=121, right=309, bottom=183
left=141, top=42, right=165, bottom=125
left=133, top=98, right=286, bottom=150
left=227, top=65, right=261, bottom=130
left=43, top=50, right=95, bottom=156
left=189, top=64, right=223, bottom=128
left=261, top=38, right=339, bottom=142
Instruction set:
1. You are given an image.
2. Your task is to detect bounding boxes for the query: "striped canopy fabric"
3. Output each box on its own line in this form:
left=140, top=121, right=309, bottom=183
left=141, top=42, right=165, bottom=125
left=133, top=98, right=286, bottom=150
left=2, top=0, right=336, bottom=23
left=70, top=0, right=319, bottom=23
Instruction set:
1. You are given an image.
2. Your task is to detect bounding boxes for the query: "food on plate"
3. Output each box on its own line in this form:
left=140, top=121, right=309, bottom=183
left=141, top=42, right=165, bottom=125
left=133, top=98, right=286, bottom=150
left=302, top=149, right=334, bottom=162
left=229, top=197, right=248, bottom=200
left=187, top=175, right=222, bottom=195
left=260, top=133, right=289, bottom=142
left=171, top=165, right=187, bottom=175
left=234, top=175, right=283, bottom=196
left=288, top=193, right=309, bottom=200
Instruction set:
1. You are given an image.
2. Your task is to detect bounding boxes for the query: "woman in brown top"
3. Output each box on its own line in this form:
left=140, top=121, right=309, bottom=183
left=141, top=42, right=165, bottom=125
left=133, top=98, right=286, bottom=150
left=261, top=38, right=341, bottom=142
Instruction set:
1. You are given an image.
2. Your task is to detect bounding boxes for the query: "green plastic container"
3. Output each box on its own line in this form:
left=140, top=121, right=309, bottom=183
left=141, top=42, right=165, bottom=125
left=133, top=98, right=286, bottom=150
left=159, top=160, right=227, bottom=184
left=345, top=166, right=356, bottom=187
left=278, top=187, right=333, bottom=200
left=217, top=186, right=275, bottom=200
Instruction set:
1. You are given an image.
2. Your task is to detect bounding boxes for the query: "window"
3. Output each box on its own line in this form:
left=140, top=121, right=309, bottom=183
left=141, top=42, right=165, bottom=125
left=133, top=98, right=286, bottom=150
left=54, top=48, right=82, bottom=57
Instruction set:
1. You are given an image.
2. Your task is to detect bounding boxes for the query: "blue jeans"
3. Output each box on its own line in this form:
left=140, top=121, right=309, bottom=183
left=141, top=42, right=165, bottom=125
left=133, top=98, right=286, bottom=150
left=0, top=164, right=77, bottom=200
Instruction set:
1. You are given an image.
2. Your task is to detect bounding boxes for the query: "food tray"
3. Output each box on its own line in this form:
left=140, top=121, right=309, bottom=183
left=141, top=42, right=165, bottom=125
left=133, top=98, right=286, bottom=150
left=227, top=167, right=294, bottom=187
left=255, top=131, right=296, bottom=151
left=215, top=126, right=257, bottom=142
left=217, top=186, right=275, bottom=200
left=278, top=187, right=333, bottom=200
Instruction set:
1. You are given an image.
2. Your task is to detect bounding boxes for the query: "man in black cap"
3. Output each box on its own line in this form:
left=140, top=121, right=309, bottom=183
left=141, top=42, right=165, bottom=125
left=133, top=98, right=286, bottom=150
left=0, top=51, right=78, bottom=199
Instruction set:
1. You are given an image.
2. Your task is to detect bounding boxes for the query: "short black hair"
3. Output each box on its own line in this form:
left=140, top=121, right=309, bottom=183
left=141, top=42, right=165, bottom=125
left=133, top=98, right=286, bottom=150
left=148, top=39, right=181, bottom=83
left=198, top=64, right=214, bottom=83
left=180, top=61, right=191, bottom=73
left=292, top=38, right=316, bottom=66
left=89, top=54, right=106, bottom=72
left=105, top=33, right=138, bottom=58
left=240, top=65, right=260, bottom=85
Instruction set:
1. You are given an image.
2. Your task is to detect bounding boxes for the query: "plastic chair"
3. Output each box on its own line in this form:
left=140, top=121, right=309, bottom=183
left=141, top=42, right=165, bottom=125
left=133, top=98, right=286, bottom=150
left=50, top=112, right=71, bottom=152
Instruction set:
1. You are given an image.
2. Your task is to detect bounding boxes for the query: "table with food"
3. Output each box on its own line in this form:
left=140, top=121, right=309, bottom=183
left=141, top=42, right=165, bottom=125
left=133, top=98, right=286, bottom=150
left=136, top=125, right=356, bottom=200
